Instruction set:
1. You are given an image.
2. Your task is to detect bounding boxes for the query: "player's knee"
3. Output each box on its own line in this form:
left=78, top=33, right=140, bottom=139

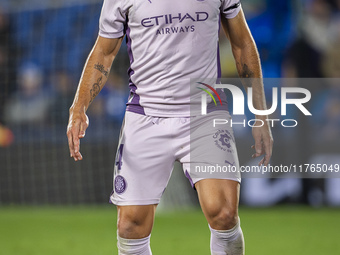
left=118, top=216, right=149, bottom=238
left=206, top=206, right=238, bottom=230
left=117, top=207, right=154, bottom=239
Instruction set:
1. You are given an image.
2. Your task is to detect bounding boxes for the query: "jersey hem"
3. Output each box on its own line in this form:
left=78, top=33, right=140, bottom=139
left=126, top=105, right=145, bottom=115
left=109, top=198, right=160, bottom=206
left=126, top=108, right=230, bottom=118
left=193, top=177, right=241, bottom=186
left=99, top=30, right=125, bottom=38
left=127, top=108, right=195, bottom=117
left=223, top=3, right=242, bottom=19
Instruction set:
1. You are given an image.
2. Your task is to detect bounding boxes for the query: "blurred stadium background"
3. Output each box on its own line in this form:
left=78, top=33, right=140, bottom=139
left=0, top=0, right=339, bottom=254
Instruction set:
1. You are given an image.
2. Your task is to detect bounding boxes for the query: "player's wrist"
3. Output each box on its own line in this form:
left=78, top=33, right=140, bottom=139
left=69, top=103, right=87, bottom=114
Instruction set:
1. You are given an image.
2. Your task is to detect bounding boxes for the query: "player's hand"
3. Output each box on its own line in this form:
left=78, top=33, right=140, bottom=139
left=67, top=107, right=89, bottom=161
left=251, top=119, right=273, bottom=166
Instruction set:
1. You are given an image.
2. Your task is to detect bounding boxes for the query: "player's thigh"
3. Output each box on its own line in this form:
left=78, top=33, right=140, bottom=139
left=117, top=204, right=157, bottom=238
left=180, top=111, right=241, bottom=185
left=195, top=179, right=240, bottom=229
left=111, top=111, right=175, bottom=206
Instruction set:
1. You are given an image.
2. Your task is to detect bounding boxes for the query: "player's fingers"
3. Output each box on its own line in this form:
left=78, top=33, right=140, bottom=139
left=251, top=144, right=264, bottom=158
left=67, top=130, right=74, bottom=158
left=72, top=129, right=80, bottom=152
left=70, top=120, right=82, bottom=161
left=258, top=157, right=265, bottom=166
left=264, top=148, right=271, bottom=166
left=74, top=119, right=89, bottom=160
left=263, top=137, right=273, bottom=166
left=79, top=118, right=89, bottom=138
left=75, top=151, right=83, bottom=161
left=252, top=151, right=265, bottom=158
left=252, top=144, right=265, bottom=158
left=254, top=135, right=263, bottom=157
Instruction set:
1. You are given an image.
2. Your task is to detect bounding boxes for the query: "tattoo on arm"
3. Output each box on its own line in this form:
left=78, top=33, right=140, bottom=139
left=238, top=63, right=255, bottom=87
left=90, top=63, right=108, bottom=104
left=94, top=63, right=109, bottom=77
left=240, top=64, right=254, bottom=79
left=89, top=77, right=103, bottom=104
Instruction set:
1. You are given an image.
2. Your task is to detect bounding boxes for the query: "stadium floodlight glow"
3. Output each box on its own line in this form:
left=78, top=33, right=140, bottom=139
left=200, top=84, right=312, bottom=116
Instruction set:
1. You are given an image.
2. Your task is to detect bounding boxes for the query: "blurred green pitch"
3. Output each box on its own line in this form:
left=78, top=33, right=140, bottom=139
left=0, top=206, right=339, bottom=255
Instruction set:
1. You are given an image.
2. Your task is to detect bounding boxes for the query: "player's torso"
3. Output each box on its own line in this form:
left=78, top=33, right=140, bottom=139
left=124, top=0, right=223, bottom=116
left=128, top=0, right=222, bottom=33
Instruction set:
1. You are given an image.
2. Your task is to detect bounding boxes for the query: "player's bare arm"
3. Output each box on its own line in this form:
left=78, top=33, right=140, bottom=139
left=221, top=9, right=273, bottom=166
left=67, top=35, right=123, bottom=161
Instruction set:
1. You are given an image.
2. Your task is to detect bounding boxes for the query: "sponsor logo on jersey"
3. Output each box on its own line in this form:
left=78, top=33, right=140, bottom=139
left=141, top=12, right=208, bottom=27
left=141, top=12, right=209, bottom=35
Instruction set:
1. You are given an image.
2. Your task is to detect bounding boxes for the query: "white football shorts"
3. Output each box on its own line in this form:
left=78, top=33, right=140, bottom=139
left=110, top=111, right=241, bottom=206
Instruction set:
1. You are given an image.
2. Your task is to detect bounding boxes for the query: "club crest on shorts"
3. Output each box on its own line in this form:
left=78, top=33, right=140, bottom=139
left=213, top=130, right=234, bottom=153
left=114, top=175, right=127, bottom=194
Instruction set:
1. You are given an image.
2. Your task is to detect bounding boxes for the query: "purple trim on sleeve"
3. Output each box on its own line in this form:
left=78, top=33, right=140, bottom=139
left=222, top=1, right=241, bottom=19
left=124, top=21, right=145, bottom=115
left=224, top=1, right=241, bottom=12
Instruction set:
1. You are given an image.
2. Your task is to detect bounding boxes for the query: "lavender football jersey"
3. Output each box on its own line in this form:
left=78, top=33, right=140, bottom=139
left=99, top=0, right=241, bottom=117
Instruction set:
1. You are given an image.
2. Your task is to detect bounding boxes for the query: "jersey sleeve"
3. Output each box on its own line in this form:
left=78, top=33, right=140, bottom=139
left=99, top=0, right=128, bottom=38
left=221, top=0, right=241, bottom=19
